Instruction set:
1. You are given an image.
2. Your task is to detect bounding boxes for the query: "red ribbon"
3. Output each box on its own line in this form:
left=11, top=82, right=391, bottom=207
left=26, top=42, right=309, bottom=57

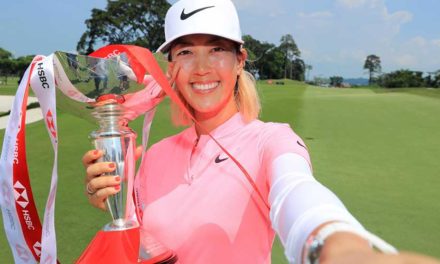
left=13, top=61, right=44, bottom=262
left=91, top=45, right=270, bottom=210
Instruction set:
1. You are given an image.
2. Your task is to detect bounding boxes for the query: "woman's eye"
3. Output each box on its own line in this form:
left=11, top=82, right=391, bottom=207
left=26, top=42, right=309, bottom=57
left=212, top=47, right=226, bottom=52
left=176, top=50, right=192, bottom=56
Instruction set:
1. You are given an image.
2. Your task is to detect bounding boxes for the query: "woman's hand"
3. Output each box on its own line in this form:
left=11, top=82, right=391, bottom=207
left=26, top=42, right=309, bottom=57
left=324, top=250, right=440, bottom=264
left=320, top=232, right=440, bottom=264
left=82, top=147, right=143, bottom=211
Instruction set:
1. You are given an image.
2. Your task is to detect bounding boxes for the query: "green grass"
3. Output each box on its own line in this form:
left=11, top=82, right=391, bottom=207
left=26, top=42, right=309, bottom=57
left=296, top=86, right=440, bottom=257
left=1, top=83, right=439, bottom=262
left=0, top=77, right=20, bottom=95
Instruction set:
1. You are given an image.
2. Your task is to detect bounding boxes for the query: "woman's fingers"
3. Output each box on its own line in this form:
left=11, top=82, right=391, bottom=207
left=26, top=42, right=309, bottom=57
left=83, top=147, right=142, bottom=211
left=87, top=175, right=120, bottom=194
left=88, top=184, right=121, bottom=211
left=86, top=175, right=121, bottom=211
left=82, top=149, right=102, bottom=168
left=85, top=162, right=116, bottom=182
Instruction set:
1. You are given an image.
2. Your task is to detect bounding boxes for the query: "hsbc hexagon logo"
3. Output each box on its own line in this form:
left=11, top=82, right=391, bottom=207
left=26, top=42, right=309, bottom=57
left=13, top=181, right=29, bottom=209
left=33, top=241, right=42, bottom=257
left=15, top=243, right=31, bottom=262
left=45, top=110, right=57, bottom=139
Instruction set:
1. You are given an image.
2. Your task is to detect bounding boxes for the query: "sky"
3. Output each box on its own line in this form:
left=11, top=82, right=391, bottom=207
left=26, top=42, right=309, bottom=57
left=0, top=0, right=439, bottom=79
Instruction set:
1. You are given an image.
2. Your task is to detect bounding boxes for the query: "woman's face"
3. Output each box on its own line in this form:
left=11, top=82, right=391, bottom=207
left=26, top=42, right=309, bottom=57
left=168, top=34, right=246, bottom=120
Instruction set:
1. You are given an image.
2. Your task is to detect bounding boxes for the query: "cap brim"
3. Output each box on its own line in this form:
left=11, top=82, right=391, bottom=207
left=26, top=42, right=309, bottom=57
left=156, top=33, right=244, bottom=53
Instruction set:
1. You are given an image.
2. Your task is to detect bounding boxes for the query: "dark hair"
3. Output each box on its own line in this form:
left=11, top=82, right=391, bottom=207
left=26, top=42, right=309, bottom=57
left=166, top=36, right=242, bottom=62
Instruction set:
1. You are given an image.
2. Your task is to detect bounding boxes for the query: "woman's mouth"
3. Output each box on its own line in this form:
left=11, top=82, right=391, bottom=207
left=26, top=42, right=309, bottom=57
left=191, top=82, right=220, bottom=94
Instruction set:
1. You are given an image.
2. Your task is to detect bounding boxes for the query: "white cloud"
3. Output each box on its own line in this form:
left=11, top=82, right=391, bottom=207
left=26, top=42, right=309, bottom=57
left=233, top=0, right=283, bottom=14
left=298, top=11, right=333, bottom=19
left=409, top=36, right=427, bottom=47
left=432, top=39, right=440, bottom=48
left=337, top=0, right=368, bottom=9
left=383, top=36, right=440, bottom=72
left=339, top=49, right=367, bottom=62
left=232, top=0, right=253, bottom=7
left=383, top=10, right=413, bottom=31
left=394, top=54, right=417, bottom=67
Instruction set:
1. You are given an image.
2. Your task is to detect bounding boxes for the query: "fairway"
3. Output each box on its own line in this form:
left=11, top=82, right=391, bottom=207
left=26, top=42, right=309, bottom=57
left=1, top=82, right=439, bottom=262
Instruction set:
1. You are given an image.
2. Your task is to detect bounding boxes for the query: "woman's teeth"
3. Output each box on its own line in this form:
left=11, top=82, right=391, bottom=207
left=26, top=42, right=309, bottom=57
left=192, top=82, right=219, bottom=91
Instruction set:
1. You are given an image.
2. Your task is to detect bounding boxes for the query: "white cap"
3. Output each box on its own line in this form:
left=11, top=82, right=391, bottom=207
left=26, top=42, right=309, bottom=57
left=157, top=0, right=243, bottom=53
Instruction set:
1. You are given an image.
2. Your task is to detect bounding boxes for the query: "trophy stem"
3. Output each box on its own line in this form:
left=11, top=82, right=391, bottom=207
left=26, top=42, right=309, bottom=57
left=90, top=103, right=137, bottom=231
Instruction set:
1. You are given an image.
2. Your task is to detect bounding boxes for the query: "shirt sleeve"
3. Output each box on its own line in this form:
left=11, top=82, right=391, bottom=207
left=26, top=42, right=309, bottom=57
left=262, top=124, right=364, bottom=263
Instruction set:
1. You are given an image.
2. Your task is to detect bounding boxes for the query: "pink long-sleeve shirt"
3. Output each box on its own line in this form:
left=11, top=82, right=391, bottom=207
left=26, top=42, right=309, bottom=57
left=134, top=113, right=311, bottom=263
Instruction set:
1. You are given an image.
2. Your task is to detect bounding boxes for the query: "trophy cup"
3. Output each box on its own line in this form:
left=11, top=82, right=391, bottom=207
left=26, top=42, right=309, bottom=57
left=53, top=51, right=177, bottom=263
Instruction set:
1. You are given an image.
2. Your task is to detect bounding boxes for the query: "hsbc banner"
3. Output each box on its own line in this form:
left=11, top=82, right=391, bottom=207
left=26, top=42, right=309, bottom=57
left=0, top=55, right=58, bottom=263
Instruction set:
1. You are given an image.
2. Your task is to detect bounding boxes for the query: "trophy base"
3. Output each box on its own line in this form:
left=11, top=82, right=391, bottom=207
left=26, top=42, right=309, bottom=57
left=77, top=226, right=178, bottom=264
left=76, top=227, right=140, bottom=264
left=139, top=251, right=178, bottom=264
left=103, top=219, right=138, bottom=231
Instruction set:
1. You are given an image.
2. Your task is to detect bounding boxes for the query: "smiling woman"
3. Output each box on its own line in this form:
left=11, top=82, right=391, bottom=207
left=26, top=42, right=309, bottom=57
left=80, top=0, right=440, bottom=264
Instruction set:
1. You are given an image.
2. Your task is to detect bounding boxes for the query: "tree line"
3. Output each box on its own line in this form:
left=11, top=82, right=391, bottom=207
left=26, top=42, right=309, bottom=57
left=0, top=48, right=34, bottom=83
left=363, top=54, right=440, bottom=88
left=321, top=54, right=440, bottom=88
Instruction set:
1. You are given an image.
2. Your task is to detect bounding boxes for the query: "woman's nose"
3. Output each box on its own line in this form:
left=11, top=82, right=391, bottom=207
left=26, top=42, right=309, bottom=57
left=193, top=53, right=212, bottom=75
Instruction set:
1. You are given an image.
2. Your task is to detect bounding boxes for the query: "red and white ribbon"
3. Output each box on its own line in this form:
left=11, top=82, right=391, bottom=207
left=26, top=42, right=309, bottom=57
left=0, top=55, right=58, bottom=263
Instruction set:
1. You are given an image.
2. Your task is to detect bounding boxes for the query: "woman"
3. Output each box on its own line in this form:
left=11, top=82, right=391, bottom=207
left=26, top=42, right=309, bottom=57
left=82, top=0, right=439, bottom=263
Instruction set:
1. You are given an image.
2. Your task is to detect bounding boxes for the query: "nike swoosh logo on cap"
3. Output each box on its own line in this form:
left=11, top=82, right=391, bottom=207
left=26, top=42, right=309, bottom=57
left=180, top=6, right=215, bottom=20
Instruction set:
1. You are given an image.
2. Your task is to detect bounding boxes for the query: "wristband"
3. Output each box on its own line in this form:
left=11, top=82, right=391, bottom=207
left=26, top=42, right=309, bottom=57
left=302, top=222, right=398, bottom=264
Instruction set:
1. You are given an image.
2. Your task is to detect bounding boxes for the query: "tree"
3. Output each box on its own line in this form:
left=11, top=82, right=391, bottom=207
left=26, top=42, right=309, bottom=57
left=13, top=55, right=34, bottom=75
left=77, top=0, right=170, bottom=54
left=363, top=54, right=381, bottom=85
left=425, top=70, right=440, bottom=88
left=0, top=48, right=34, bottom=84
left=291, top=58, right=305, bottom=81
left=279, top=34, right=300, bottom=79
left=329, top=76, right=344, bottom=87
left=305, top=64, right=313, bottom=81
left=379, top=69, right=424, bottom=88
left=261, top=47, right=285, bottom=79
left=0, top=48, right=13, bottom=60
left=242, top=35, right=275, bottom=78
left=0, top=48, right=14, bottom=80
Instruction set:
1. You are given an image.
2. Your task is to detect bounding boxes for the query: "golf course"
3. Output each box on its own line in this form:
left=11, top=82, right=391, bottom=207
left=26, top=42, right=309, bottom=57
left=1, top=80, right=439, bottom=263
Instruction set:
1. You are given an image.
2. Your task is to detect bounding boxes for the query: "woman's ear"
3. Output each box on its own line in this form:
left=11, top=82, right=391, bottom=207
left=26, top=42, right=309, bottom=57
left=167, top=62, right=175, bottom=79
left=237, top=48, right=248, bottom=75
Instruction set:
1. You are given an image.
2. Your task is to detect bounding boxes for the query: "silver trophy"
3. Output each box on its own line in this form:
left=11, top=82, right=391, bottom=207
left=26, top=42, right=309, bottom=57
left=53, top=51, right=177, bottom=263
